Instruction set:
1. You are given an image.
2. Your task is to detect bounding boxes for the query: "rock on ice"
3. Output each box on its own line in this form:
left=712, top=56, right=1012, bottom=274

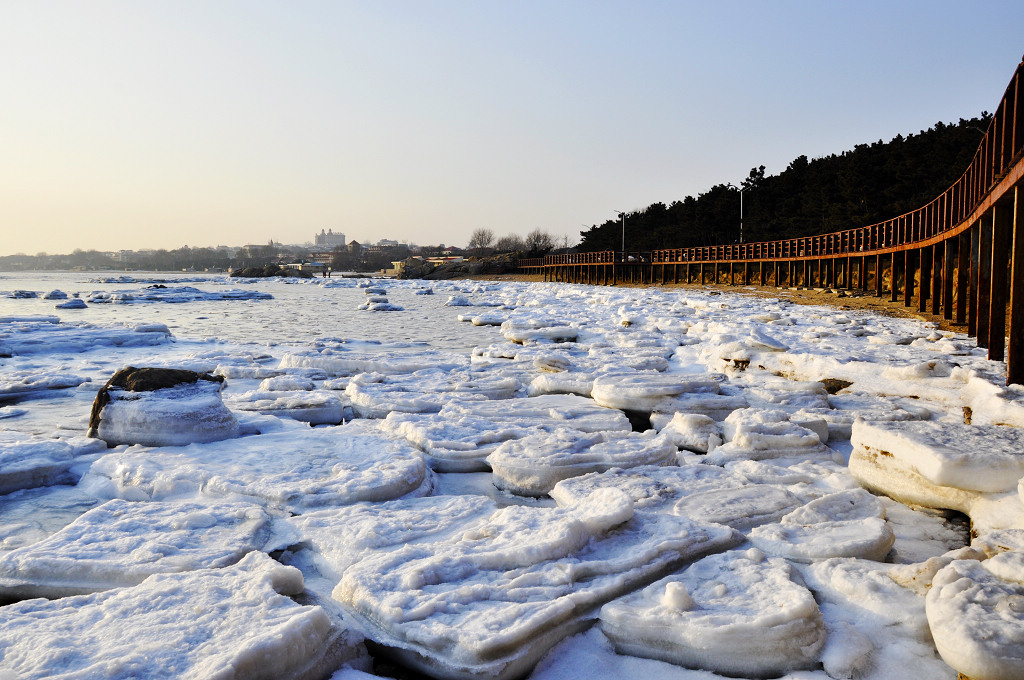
left=88, top=367, right=240, bottom=447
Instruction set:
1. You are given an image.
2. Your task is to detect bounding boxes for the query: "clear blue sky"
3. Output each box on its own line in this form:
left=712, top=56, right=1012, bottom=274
left=2, top=1, right=1022, bottom=255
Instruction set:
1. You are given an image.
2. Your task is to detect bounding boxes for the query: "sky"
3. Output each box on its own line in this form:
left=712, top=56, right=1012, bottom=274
left=2, top=1, right=1023, bottom=256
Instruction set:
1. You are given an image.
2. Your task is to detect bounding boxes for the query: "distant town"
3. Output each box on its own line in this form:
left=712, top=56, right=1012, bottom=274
left=0, top=227, right=567, bottom=275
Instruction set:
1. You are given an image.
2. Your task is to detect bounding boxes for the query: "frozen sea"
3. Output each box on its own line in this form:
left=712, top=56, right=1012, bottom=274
left=1, top=270, right=1023, bottom=680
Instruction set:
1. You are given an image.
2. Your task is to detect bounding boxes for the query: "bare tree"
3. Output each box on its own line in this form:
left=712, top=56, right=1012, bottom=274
left=494, top=233, right=526, bottom=253
left=467, top=228, right=495, bottom=251
left=525, top=228, right=555, bottom=254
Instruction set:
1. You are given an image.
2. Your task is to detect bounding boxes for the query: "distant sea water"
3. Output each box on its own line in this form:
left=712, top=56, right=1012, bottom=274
left=0, top=270, right=505, bottom=353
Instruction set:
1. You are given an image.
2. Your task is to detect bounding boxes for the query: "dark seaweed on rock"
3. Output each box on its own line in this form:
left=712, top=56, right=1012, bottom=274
left=87, top=367, right=225, bottom=438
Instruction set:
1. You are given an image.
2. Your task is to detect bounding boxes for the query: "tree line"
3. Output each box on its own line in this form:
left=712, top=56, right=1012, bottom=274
left=577, top=113, right=992, bottom=252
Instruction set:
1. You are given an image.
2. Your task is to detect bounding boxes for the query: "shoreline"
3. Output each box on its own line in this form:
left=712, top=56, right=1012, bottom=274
left=462, top=272, right=965, bottom=333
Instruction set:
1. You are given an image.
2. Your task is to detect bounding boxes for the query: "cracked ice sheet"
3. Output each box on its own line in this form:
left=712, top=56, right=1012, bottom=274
left=0, top=498, right=295, bottom=599
left=0, top=551, right=366, bottom=680
left=333, top=489, right=739, bottom=680
left=488, top=429, right=677, bottom=497
left=797, top=558, right=956, bottom=680
left=0, top=433, right=108, bottom=495
left=79, top=421, right=432, bottom=512
left=0, top=485, right=102, bottom=554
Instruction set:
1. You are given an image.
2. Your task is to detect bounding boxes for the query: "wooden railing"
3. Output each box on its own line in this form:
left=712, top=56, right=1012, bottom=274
left=518, top=56, right=1024, bottom=383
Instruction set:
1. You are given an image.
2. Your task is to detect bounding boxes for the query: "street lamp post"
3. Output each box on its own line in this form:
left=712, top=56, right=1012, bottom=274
left=615, top=210, right=625, bottom=258
left=725, top=184, right=745, bottom=243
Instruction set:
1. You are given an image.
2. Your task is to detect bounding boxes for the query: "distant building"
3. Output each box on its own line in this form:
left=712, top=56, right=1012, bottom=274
left=315, top=229, right=346, bottom=248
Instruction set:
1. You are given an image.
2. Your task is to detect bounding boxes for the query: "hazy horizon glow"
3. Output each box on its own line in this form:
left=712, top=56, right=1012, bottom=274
left=2, top=1, right=1023, bottom=256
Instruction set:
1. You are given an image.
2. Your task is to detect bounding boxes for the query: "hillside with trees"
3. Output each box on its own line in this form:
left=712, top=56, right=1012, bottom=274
left=578, top=114, right=992, bottom=252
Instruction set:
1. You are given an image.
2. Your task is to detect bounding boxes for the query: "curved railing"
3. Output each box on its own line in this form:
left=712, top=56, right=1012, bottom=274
left=520, top=57, right=1024, bottom=383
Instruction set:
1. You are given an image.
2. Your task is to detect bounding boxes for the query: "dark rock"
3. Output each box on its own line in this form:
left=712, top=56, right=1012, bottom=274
left=88, top=367, right=224, bottom=435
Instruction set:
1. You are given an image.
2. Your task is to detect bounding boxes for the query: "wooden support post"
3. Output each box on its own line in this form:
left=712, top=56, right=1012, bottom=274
left=1008, top=187, right=1024, bottom=385
left=931, top=243, right=942, bottom=316
left=875, top=254, right=883, bottom=296
left=989, top=202, right=1012, bottom=361
left=918, top=247, right=931, bottom=313
left=978, top=211, right=994, bottom=348
left=957, top=230, right=970, bottom=324
left=969, top=222, right=981, bottom=336
left=890, top=252, right=900, bottom=303
left=943, top=238, right=955, bottom=321
left=904, top=249, right=915, bottom=307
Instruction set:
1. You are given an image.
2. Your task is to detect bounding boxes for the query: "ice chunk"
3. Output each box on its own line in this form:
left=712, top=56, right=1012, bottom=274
left=0, top=372, right=91, bottom=402
left=80, top=422, right=431, bottom=512
left=345, top=370, right=517, bottom=418
left=440, top=394, right=630, bottom=433
left=0, top=486, right=102, bottom=553
left=655, top=412, right=723, bottom=453
left=748, top=517, right=895, bottom=562
left=852, top=420, right=1024, bottom=493
left=591, top=373, right=722, bottom=412
left=782, top=488, right=886, bottom=524
left=599, top=549, right=824, bottom=676
left=88, top=367, right=240, bottom=447
left=0, top=434, right=107, bottom=495
left=551, top=464, right=745, bottom=513
left=0, top=499, right=288, bottom=599
left=926, top=557, right=1024, bottom=680
left=488, top=429, right=676, bottom=496
left=289, top=495, right=499, bottom=578
left=673, top=484, right=801, bottom=530
left=705, top=408, right=831, bottom=465
left=501, top=319, right=579, bottom=344
left=226, top=389, right=347, bottom=425
left=333, top=489, right=738, bottom=680
left=0, top=552, right=364, bottom=680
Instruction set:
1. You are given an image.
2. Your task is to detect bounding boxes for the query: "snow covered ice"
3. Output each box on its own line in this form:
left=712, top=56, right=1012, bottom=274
left=3, top=271, right=1024, bottom=679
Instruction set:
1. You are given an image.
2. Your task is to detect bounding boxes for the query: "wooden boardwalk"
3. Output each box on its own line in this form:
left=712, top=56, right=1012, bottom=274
left=521, top=57, right=1024, bottom=385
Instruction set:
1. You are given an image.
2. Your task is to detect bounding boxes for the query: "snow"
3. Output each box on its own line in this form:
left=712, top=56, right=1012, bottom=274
left=2, top=272, right=1023, bottom=679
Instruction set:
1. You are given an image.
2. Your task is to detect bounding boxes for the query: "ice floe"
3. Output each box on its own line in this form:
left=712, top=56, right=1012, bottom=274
left=600, top=548, right=825, bottom=676
left=0, top=551, right=366, bottom=680
left=80, top=422, right=432, bottom=512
